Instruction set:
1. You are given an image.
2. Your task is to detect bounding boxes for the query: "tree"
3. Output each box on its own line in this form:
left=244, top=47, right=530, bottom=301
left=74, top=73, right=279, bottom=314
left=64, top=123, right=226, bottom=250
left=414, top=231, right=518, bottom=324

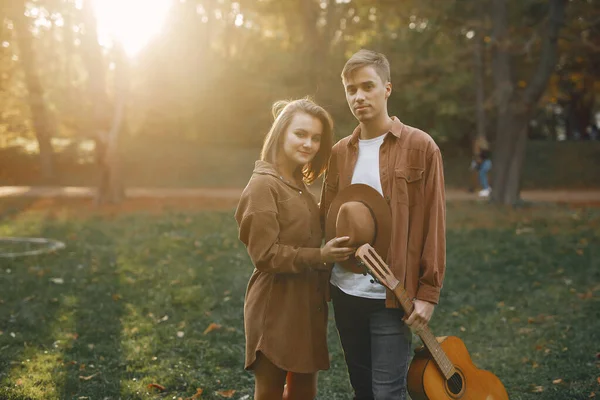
left=79, top=0, right=125, bottom=204
left=490, top=0, right=566, bottom=205
left=8, top=0, right=55, bottom=181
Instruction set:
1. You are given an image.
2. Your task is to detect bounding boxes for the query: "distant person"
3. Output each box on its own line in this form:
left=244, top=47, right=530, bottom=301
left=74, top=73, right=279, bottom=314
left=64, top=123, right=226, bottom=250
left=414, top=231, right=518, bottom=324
left=235, top=98, right=354, bottom=400
left=473, top=136, right=492, bottom=197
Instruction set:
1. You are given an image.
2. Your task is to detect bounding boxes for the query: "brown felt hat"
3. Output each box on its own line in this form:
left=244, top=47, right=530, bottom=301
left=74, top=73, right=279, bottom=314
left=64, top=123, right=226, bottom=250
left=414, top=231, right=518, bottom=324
left=325, top=184, right=392, bottom=273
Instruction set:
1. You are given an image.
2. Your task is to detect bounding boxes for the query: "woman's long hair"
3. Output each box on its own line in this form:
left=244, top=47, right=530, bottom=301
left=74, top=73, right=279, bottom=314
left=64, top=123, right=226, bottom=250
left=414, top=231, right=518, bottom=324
left=260, top=98, right=334, bottom=185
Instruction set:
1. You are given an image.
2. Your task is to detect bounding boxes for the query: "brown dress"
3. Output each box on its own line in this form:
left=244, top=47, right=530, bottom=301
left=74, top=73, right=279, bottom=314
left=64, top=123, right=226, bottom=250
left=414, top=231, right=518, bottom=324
left=235, top=161, right=330, bottom=373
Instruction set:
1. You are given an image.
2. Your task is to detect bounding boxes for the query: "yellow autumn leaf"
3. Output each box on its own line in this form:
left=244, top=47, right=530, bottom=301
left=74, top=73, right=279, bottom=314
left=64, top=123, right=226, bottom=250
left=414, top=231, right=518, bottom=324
left=203, top=323, right=222, bottom=335
left=216, top=389, right=236, bottom=398
left=79, top=372, right=100, bottom=381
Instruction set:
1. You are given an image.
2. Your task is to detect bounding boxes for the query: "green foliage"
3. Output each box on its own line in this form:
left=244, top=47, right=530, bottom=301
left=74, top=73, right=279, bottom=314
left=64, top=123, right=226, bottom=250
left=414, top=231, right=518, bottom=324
left=1, top=0, right=599, bottom=180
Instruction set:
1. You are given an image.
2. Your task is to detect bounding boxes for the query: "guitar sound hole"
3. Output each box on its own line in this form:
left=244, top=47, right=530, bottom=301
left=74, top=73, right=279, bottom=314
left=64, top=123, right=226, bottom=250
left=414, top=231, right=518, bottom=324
left=447, top=372, right=463, bottom=395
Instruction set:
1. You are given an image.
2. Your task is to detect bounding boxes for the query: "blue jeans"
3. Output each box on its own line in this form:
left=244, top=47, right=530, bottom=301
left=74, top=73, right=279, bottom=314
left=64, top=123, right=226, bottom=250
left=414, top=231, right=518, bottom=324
left=478, top=159, right=492, bottom=190
left=331, top=285, right=412, bottom=400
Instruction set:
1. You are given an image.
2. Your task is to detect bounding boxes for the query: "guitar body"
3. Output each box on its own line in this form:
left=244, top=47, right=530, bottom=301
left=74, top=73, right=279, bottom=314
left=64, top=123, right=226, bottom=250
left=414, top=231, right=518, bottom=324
left=407, top=336, right=509, bottom=400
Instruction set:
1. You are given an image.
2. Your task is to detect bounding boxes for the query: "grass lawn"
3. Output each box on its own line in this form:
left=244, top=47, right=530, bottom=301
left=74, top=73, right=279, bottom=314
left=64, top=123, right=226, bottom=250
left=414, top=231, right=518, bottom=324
left=0, top=199, right=598, bottom=399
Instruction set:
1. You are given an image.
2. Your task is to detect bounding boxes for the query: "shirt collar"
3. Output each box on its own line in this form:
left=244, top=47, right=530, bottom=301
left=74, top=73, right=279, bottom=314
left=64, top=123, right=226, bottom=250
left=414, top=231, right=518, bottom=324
left=347, top=116, right=404, bottom=147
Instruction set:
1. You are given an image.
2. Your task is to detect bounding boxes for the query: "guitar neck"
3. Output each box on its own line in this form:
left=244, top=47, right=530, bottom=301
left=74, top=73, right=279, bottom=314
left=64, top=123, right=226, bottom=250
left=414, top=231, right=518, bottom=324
left=356, top=244, right=457, bottom=380
left=391, top=286, right=456, bottom=380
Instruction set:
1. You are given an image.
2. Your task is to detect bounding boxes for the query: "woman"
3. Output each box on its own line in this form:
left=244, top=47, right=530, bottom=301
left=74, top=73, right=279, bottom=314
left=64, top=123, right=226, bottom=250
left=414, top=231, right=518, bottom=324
left=235, top=99, right=354, bottom=400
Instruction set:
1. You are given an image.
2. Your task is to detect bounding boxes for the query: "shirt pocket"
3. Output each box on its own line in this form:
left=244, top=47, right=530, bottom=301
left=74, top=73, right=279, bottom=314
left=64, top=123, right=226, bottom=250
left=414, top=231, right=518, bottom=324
left=395, top=167, right=425, bottom=207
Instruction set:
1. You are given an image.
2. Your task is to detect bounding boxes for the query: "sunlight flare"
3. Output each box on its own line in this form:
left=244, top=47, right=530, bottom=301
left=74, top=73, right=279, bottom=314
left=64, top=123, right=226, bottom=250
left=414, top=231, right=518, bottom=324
left=91, top=0, right=172, bottom=56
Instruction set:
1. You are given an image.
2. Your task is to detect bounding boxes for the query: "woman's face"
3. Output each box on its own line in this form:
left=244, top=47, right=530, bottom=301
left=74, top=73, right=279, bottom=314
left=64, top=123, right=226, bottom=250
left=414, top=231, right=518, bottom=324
left=280, top=111, right=323, bottom=170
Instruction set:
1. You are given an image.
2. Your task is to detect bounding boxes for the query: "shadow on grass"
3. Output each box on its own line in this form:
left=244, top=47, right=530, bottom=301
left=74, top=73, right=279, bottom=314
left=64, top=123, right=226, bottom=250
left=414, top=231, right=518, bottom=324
left=0, top=212, right=125, bottom=399
left=42, top=215, right=126, bottom=399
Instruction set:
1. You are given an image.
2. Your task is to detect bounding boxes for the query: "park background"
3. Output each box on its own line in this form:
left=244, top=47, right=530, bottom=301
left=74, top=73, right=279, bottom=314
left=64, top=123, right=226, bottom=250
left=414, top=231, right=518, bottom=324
left=0, top=0, right=599, bottom=399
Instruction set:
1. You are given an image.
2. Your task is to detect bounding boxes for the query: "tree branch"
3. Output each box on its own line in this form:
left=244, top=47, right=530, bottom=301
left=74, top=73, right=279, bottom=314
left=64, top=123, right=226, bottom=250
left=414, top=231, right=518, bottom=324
left=523, top=0, right=566, bottom=107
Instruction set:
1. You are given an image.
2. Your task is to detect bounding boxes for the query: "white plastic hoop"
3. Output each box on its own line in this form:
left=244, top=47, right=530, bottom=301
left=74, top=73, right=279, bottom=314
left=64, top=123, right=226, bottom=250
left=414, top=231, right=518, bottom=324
left=0, top=237, right=66, bottom=258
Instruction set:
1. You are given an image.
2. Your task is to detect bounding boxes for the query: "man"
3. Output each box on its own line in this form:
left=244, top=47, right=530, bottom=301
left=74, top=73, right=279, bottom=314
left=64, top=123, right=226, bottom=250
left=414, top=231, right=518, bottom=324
left=320, top=49, right=446, bottom=400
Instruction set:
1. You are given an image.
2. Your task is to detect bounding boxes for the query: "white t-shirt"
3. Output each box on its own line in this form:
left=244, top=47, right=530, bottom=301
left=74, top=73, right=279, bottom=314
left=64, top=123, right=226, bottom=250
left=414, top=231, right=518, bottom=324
left=330, top=134, right=387, bottom=299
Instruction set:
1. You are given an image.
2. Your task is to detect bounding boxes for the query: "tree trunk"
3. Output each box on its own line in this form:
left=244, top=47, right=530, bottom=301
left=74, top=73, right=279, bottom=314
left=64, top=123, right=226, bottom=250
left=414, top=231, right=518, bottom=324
left=79, top=0, right=126, bottom=204
left=473, top=1, right=487, bottom=140
left=95, top=46, right=127, bottom=205
left=491, top=0, right=566, bottom=205
left=10, top=0, right=55, bottom=181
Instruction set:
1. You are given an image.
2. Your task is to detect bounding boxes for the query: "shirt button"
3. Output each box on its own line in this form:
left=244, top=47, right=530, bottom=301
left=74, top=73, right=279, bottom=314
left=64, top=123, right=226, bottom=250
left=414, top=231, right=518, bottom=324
left=299, top=191, right=302, bottom=194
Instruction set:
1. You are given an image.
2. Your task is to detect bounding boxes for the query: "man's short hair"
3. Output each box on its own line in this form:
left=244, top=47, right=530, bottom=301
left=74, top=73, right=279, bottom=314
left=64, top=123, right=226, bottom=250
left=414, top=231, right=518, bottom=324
left=341, top=49, right=391, bottom=84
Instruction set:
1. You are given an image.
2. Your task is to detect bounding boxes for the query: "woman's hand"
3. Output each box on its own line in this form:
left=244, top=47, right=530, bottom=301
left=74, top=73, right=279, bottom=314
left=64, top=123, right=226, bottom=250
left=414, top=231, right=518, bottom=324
left=320, top=236, right=355, bottom=264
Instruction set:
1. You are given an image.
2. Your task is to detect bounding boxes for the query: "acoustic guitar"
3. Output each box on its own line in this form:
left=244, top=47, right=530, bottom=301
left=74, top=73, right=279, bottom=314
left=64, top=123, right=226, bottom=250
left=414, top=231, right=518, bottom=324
left=355, top=244, right=509, bottom=400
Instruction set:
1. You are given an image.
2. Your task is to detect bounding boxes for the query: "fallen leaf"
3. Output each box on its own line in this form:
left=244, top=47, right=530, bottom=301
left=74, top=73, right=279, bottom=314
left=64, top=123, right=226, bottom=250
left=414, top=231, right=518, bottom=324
left=148, top=383, right=166, bottom=391
left=203, top=323, right=222, bottom=335
left=16, top=378, right=23, bottom=386
left=112, top=294, right=122, bottom=302
left=158, top=315, right=169, bottom=323
left=177, top=331, right=185, bottom=338
left=552, top=378, right=563, bottom=384
left=459, top=326, right=466, bottom=332
left=531, top=385, right=544, bottom=392
left=216, top=389, right=236, bottom=398
left=590, top=393, right=595, bottom=398
left=50, top=278, right=64, bottom=285
left=577, top=291, right=594, bottom=300
left=79, top=372, right=100, bottom=381
left=189, top=388, right=203, bottom=399
left=597, top=376, right=600, bottom=384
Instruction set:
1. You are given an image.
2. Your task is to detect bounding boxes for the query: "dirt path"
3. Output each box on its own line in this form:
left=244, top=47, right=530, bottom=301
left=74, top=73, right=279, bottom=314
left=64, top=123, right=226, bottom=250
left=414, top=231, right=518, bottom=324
left=1, top=186, right=600, bottom=215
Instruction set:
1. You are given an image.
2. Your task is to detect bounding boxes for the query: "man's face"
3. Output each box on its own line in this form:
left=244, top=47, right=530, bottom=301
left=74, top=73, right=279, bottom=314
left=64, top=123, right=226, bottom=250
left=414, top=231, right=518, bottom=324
left=343, top=66, right=391, bottom=123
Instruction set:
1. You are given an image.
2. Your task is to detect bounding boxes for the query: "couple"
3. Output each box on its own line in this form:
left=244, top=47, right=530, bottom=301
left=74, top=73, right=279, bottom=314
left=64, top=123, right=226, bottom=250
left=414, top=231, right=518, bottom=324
left=235, top=49, right=446, bottom=400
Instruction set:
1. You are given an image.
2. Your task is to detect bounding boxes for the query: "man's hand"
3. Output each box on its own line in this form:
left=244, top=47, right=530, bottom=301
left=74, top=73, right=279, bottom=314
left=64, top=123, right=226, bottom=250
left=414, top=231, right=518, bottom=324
left=405, top=299, right=435, bottom=332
